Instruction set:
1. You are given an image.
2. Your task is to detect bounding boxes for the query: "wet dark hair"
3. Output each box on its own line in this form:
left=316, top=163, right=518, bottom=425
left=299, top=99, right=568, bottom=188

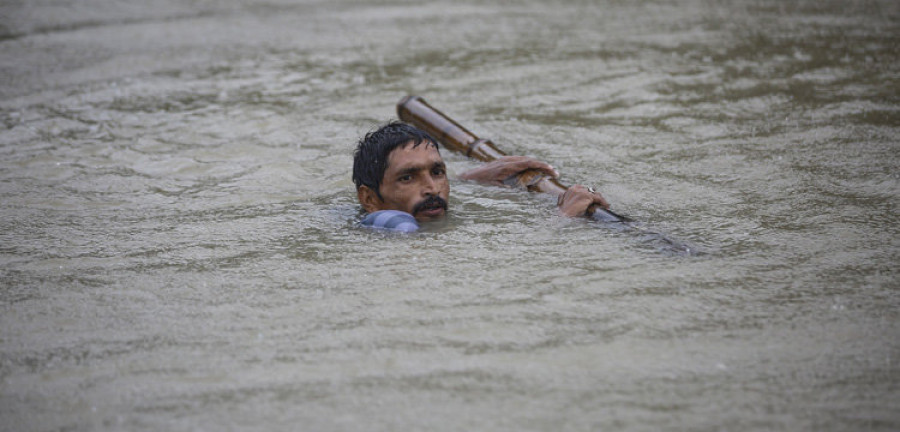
left=352, top=121, right=439, bottom=200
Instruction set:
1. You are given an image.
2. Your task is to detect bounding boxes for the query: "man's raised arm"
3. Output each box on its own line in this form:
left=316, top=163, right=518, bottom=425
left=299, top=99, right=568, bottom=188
left=458, top=155, right=558, bottom=186
left=458, top=155, right=609, bottom=217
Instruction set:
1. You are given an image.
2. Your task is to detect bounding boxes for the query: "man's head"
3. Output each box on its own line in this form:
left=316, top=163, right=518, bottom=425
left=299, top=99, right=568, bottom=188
left=353, top=122, right=449, bottom=222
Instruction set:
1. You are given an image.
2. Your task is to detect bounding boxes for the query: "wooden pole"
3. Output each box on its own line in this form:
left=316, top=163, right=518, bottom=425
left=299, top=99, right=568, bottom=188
left=397, top=95, right=630, bottom=223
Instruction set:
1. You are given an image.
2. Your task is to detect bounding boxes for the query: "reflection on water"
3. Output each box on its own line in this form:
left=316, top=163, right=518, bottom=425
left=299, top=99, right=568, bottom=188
left=1, top=0, right=898, bottom=431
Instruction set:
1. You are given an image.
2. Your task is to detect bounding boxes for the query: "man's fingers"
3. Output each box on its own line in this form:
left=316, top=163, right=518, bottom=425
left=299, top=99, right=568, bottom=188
left=586, top=186, right=610, bottom=209
left=583, top=186, right=609, bottom=209
left=499, top=156, right=558, bottom=178
left=567, top=184, right=610, bottom=213
left=593, top=194, right=610, bottom=210
left=524, top=160, right=559, bottom=178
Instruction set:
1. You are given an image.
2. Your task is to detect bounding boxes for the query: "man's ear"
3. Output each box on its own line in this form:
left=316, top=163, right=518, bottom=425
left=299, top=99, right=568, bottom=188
left=357, top=185, right=383, bottom=213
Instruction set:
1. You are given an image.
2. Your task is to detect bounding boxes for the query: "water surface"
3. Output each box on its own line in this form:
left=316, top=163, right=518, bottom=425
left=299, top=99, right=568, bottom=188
left=1, top=0, right=898, bottom=430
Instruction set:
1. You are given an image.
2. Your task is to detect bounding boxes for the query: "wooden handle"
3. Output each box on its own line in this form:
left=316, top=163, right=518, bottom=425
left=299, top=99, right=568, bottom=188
left=397, top=95, right=499, bottom=161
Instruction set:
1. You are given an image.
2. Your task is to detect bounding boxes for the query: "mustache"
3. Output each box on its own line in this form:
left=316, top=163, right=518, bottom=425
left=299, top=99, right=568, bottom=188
left=412, top=195, right=448, bottom=214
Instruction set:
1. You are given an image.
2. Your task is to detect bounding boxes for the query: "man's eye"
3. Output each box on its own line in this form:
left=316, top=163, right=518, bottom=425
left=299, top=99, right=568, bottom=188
left=432, top=167, right=446, bottom=176
left=398, top=175, right=412, bottom=182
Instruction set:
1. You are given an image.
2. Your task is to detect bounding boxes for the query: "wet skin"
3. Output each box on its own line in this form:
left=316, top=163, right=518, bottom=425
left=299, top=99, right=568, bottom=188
left=358, top=141, right=450, bottom=222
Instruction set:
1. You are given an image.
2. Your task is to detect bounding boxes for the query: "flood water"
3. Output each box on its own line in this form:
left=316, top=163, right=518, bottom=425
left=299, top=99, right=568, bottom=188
left=1, top=0, right=898, bottom=430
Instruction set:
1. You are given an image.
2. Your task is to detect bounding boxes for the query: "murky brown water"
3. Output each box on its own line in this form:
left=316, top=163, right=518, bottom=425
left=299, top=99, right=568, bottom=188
left=1, top=0, right=898, bottom=430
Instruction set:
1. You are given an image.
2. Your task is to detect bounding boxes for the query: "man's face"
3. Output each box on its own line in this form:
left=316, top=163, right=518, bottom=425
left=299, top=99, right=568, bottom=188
left=364, top=141, right=450, bottom=222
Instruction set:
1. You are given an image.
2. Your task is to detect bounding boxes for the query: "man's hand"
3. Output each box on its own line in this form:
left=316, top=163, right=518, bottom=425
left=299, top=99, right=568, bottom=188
left=557, top=184, right=610, bottom=218
left=458, top=156, right=559, bottom=186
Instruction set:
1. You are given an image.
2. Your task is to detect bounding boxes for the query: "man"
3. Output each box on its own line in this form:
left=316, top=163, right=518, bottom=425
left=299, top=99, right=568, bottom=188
left=352, top=121, right=610, bottom=232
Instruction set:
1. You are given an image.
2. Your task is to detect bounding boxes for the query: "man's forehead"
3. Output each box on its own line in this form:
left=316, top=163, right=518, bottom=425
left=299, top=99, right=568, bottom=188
left=387, top=140, right=443, bottom=166
left=397, top=139, right=438, bottom=152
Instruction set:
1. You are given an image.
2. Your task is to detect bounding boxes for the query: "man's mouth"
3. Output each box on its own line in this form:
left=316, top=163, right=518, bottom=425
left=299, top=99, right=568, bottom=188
left=413, top=195, right=447, bottom=217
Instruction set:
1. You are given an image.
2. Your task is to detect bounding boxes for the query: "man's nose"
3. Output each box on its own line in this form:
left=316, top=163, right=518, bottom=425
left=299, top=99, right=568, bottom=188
left=422, top=175, right=438, bottom=195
